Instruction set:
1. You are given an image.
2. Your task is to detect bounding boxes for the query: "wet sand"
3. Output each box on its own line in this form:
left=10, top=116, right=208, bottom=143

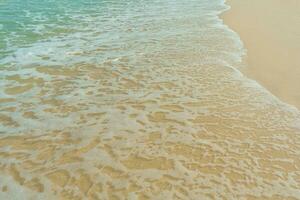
left=222, top=0, right=300, bottom=109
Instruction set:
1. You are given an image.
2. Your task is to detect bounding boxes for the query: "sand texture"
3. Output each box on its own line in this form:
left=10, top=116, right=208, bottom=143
left=223, top=0, right=300, bottom=109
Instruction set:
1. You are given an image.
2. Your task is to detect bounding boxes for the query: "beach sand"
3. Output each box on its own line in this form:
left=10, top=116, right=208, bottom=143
left=222, top=0, right=300, bottom=109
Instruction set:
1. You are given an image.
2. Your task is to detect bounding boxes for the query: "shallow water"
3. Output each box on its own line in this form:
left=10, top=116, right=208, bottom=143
left=0, top=0, right=300, bottom=199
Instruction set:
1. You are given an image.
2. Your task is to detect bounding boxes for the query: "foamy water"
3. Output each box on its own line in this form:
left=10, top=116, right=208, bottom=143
left=0, top=0, right=300, bottom=199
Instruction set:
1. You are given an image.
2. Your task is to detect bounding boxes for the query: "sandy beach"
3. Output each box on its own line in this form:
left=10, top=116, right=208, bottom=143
left=1, top=0, right=300, bottom=199
left=222, top=0, right=300, bottom=109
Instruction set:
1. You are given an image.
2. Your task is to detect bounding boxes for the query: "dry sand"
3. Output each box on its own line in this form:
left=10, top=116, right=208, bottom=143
left=222, top=0, right=300, bottom=109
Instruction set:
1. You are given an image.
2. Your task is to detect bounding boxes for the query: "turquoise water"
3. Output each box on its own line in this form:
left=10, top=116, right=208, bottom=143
left=0, top=0, right=300, bottom=199
left=0, top=0, right=246, bottom=135
left=0, top=0, right=225, bottom=62
left=0, top=0, right=78, bottom=57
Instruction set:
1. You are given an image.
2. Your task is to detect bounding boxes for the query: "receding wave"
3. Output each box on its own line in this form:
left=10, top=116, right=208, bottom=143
left=0, top=0, right=300, bottom=199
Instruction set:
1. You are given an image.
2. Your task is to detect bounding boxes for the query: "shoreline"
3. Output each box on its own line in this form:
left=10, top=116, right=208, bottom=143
left=222, top=0, right=300, bottom=110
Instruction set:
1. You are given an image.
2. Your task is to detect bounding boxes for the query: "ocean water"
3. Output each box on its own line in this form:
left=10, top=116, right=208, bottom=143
left=0, top=0, right=300, bottom=199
